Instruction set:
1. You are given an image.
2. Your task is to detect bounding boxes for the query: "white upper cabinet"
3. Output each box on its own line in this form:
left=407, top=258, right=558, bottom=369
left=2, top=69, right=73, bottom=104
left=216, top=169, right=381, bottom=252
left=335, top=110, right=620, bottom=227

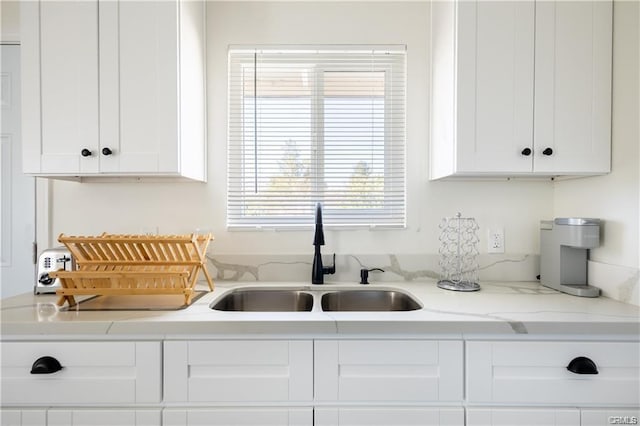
left=21, top=0, right=206, bottom=181
left=533, top=1, right=612, bottom=175
left=430, top=0, right=612, bottom=179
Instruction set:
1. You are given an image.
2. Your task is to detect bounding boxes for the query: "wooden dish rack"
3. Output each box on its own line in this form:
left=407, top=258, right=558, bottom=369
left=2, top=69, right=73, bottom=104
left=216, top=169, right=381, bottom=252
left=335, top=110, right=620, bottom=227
left=50, top=233, right=214, bottom=307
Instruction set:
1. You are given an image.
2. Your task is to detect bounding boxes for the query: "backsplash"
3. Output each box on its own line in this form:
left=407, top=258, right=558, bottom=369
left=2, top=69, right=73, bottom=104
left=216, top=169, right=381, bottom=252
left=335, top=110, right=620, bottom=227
left=205, top=253, right=640, bottom=307
left=205, top=253, right=539, bottom=284
left=589, top=261, right=640, bottom=306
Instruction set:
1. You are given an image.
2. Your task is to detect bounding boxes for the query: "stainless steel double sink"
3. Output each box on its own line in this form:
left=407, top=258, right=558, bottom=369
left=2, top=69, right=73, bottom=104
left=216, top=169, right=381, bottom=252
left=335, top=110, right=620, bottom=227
left=210, top=288, right=422, bottom=312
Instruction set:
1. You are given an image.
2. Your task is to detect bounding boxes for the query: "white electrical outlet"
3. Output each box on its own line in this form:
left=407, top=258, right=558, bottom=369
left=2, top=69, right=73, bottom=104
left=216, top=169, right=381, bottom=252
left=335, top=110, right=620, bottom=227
left=487, top=228, right=505, bottom=254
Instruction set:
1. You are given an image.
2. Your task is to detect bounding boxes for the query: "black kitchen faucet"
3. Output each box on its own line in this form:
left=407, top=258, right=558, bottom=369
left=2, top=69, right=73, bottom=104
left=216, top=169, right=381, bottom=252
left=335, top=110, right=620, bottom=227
left=312, top=202, right=335, bottom=284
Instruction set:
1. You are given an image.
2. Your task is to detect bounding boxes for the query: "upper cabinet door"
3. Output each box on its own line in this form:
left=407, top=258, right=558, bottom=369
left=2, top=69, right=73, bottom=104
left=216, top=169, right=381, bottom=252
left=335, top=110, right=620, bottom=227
left=455, top=1, right=535, bottom=174
left=101, top=1, right=180, bottom=174
left=23, top=1, right=100, bottom=174
left=534, top=1, right=612, bottom=174
left=430, top=0, right=536, bottom=179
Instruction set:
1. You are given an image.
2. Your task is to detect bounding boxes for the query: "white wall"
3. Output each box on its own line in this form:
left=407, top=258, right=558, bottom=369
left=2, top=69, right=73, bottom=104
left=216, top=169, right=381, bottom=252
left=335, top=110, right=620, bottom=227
left=46, top=2, right=553, bottom=260
left=554, top=0, right=639, bottom=268
left=4, top=0, right=636, bottom=301
left=553, top=0, right=639, bottom=303
left=9, top=1, right=637, bottom=288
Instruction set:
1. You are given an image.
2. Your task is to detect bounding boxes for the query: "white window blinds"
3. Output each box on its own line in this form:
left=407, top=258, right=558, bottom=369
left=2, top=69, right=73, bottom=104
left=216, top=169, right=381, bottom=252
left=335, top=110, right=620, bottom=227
left=227, top=46, right=406, bottom=228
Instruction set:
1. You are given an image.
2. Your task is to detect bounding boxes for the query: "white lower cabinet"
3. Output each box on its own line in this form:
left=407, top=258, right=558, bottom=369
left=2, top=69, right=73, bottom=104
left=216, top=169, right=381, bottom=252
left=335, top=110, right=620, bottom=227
left=315, top=340, right=463, bottom=402
left=466, top=408, right=580, bottom=426
left=162, top=339, right=464, bottom=425
left=467, top=408, right=640, bottom=426
left=3, top=338, right=638, bottom=426
left=163, top=408, right=313, bottom=426
left=315, top=407, right=464, bottom=426
left=0, top=341, right=161, bottom=405
left=0, top=408, right=161, bottom=426
left=163, top=340, right=313, bottom=402
left=580, top=409, right=640, bottom=426
left=0, top=410, right=46, bottom=426
left=47, top=409, right=161, bottom=426
left=466, top=341, right=640, bottom=426
left=466, top=341, right=640, bottom=405
left=0, top=341, right=161, bottom=426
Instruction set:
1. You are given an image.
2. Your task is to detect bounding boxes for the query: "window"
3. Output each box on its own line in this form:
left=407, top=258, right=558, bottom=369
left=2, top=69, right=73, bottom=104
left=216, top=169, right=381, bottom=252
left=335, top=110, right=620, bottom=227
left=227, top=46, right=406, bottom=228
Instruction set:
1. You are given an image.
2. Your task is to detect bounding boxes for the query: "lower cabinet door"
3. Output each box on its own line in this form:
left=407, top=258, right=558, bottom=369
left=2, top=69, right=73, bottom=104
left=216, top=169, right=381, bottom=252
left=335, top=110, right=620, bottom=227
left=315, top=407, right=464, bottom=426
left=315, top=340, right=463, bottom=402
left=47, top=409, right=161, bottom=426
left=0, top=409, right=46, bottom=426
left=162, top=408, right=313, bottom=426
left=467, top=341, right=640, bottom=405
left=581, top=409, right=640, bottom=426
left=164, top=340, right=313, bottom=403
left=466, top=408, right=580, bottom=426
left=1, top=341, right=161, bottom=405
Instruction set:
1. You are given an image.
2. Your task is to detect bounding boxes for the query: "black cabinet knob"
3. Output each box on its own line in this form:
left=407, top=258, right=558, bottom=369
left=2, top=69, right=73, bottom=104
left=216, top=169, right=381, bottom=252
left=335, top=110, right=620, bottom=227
left=542, top=147, right=554, bottom=156
left=567, top=356, right=598, bottom=375
left=81, top=149, right=92, bottom=157
left=30, top=356, right=63, bottom=374
left=521, top=148, right=532, bottom=156
left=101, top=147, right=113, bottom=156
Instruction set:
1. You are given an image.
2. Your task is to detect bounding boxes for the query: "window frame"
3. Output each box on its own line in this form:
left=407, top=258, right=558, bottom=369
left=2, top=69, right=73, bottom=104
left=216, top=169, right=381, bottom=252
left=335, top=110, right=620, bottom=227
left=227, top=46, right=406, bottom=229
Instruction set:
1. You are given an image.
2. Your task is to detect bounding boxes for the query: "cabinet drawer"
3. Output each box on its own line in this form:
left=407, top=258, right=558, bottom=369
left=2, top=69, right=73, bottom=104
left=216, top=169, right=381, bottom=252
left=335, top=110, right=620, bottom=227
left=0, top=409, right=46, bottom=426
left=467, top=341, right=640, bottom=405
left=163, top=408, right=312, bottom=426
left=47, top=409, right=161, bottom=426
left=315, top=407, right=464, bottom=426
left=466, top=408, right=580, bottom=426
left=315, top=340, right=463, bottom=402
left=581, top=409, right=640, bottom=426
left=0, top=342, right=161, bottom=405
left=163, top=340, right=313, bottom=402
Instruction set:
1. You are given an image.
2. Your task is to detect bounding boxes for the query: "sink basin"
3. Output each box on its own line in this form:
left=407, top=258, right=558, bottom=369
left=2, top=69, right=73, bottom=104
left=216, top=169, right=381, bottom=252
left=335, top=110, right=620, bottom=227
left=321, top=290, right=421, bottom=312
left=211, top=289, right=314, bottom=312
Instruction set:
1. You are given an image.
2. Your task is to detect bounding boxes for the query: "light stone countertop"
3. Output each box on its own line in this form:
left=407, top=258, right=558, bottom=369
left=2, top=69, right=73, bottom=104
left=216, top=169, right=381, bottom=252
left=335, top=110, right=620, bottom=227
left=1, top=280, right=639, bottom=339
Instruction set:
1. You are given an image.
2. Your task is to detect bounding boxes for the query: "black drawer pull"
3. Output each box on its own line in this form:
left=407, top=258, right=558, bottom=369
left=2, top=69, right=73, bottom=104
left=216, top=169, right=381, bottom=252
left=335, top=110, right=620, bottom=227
left=567, top=356, right=598, bottom=374
left=30, top=356, right=63, bottom=374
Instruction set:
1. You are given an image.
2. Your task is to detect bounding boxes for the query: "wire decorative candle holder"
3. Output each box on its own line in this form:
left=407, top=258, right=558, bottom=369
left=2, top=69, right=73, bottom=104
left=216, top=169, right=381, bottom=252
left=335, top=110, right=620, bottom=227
left=437, top=212, right=481, bottom=292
